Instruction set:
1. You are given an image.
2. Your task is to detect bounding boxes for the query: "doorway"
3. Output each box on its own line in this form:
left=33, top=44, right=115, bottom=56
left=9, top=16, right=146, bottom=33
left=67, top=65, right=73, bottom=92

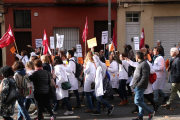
left=94, top=21, right=114, bottom=53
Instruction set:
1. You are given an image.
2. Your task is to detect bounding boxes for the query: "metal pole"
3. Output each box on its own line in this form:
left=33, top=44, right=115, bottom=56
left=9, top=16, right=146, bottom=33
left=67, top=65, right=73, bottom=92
left=108, top=0, right=111, bottom=59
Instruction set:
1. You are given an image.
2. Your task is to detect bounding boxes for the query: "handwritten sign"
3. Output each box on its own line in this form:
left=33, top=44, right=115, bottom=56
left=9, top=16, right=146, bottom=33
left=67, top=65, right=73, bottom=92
left=35, top=39, right=42, bottom=48
left=105, top=60, right=110, bottom=67
left=134, top=37, right=139, bottom=51
left=78, top=57, right=83, bottom=64
left=87, top=37, right=97, bottom=48
left=56, top=35, right=64, bottom=48
left=76, top=44, right=82, bottom=57
left=50, top=36, right=54, bottom=49
left=10, top=46, right=16, bottom=54
left=101, top=31, right=108, bottom=44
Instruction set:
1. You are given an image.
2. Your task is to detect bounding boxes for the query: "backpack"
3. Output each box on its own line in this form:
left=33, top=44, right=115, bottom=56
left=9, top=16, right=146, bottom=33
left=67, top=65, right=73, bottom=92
left=21, top=75, right=32, bottom=96
left=123, top=65, right=133, bottom=77
left=69, top=60, right=82, bottom=78
left=149, top=73, right=157, bottom=84
left=103, top=77, right=113, bottom=98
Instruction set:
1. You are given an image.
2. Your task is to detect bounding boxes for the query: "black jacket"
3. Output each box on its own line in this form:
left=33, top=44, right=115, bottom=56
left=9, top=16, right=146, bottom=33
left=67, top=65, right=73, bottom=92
left=132, top=60, right=150, bottom=89
left=168, top=57, right=180, bottom=83
left=159, top=45, right=164, bottom=57
left=29, top=70, right=50, bottom=94
left=42, top=63, right=51, bottom=73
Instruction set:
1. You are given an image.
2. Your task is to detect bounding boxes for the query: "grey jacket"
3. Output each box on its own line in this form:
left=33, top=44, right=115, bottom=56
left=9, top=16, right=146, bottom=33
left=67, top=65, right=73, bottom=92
left=132, top=60, right=150, bottom=89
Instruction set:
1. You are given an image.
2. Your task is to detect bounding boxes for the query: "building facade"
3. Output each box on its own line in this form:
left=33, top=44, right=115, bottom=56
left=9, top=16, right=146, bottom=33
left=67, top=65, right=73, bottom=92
left=117, top=0, right=180, bottom=60
left=3, top=0, right=117, bottom=66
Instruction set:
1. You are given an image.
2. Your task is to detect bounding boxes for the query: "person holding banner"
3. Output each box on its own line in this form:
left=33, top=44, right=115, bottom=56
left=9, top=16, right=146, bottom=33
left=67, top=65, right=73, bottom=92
left=15, top=50, right=29, bottom=66
left=84, top=51, right=96, bottom=113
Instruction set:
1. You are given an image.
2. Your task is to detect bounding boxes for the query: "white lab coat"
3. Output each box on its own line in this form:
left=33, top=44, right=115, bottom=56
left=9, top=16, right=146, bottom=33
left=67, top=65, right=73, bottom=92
left=54, top=65, right=68, bottom=100
left=128, top=59, right=154, bottom=94
left=152, top=56, right=166, bottom=90
left=16, top=54, right=29, bottom=66
left=65, top=57, right=78, bottom=90
left=108, top=61, right=119, bottom=88
left=119, top=60, right=129, bottom=80
left=84, top=61, right=96, bottom=92
left=93, top=55, right=107, bottom=97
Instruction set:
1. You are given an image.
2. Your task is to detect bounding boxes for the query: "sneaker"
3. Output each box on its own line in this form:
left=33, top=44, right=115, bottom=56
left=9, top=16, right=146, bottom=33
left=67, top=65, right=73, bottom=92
left=132, top=117, right=143, bottom=120
left=84, top=109, right=94, bottom=113
left=51, top=115, right=56, bottom=120
left=148, top=111, right=155, bottom=120
left=92, top=110, right=101, bottom=116
left=64, top=111, right=74, bottom=116
left=108, top=106, right=114, bottom=115
left=31, top=110, right=37, bottom=115
left=163, top=96, right=169, bottom=104
left=118, top=100, right=126, bottom=106
left=52, top=110, right=57, bottom=115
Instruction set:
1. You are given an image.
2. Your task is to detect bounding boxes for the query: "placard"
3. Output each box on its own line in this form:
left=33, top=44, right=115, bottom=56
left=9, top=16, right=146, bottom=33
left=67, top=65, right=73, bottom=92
left=134, top=37, right=139, bottom=51
left=10, top=46, right=16, bottom=54
left=76, top=44, right=82, bottom=57
left=56, top=35, right=64, bottom=48
left=50, top=36, right=54, bottom=49
left=105, top=60, right=110, bottom=67
left=78, top=57, right=83, bottom=64
left=87, top=37, right=97, bottom=48
left=101, top=31, right=108, bottom=44
left=35, top=39, right=42, bottom=48
left=59, top=35, right=64, bottom=48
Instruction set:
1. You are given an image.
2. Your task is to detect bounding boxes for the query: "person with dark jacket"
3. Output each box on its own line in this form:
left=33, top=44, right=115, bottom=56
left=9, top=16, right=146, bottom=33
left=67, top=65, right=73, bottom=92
left=161, top=48, right=180, bottom=109
left=132, top=52, right=155, bottom=120
left=41, top=55, right=51, bottom=72
left=156, top=40, right=164, bottom=57
left=29, top=59, right=55, bottom=120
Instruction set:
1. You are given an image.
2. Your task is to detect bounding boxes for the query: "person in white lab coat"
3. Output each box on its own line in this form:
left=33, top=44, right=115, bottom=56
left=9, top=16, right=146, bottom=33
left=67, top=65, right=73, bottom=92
left=92, top=55, right=114, bottom=116
left=65, top=50, right=81, bottom=108
left=84, top=51, right=96, bottom=113
left=127, top=52, right=159, bottom=113
left=107, top=54, right=120, bottom=99
left=15, top=50, right=29, bottom=66
left=152, top=47, right=169, bottom=105
left=52, top=56, right=74, bottom=116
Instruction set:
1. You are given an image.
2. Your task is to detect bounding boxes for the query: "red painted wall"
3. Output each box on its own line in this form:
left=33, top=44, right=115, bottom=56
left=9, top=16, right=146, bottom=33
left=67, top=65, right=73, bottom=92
left=4, top=6, right=117, bottom=66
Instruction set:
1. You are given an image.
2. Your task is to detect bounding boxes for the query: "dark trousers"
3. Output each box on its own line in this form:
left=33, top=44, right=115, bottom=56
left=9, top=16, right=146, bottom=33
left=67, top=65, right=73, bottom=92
left=34, top=93, right=54, bottom=120
left=3, top=117, right=13, bottom=120
left=126, top=83, right=132, bottom=95
left=53, top=98, right=72, bottom=111
left=113, top=88, right=120, bottom=95
left=25, top=98, right=36, bottom=111
left=119, top=80, right=127, bottom=100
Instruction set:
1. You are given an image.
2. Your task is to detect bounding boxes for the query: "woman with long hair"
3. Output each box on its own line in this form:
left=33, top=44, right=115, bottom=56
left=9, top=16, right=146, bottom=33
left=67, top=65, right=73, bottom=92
left=83, top=51, right=96, bottom=113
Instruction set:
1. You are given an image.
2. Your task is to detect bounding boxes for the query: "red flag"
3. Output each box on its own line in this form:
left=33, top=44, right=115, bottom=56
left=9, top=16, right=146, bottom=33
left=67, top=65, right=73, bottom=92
left=0, top=24, right=15, bottom=48
left=43, top=29, right=49, bottom=55
left=82, top=17, right=88, bottom=42
left=112, top=28, right=117, bottom=49
left=140, top=28, right=145, bottom=49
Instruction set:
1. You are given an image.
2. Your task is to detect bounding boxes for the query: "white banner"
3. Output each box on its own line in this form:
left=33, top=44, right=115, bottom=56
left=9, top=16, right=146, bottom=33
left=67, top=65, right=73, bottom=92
left=101, top=31, right=108, bottom=44
left=50, top=36, right=54, bottom=49
left=56, top=35, right=64, bottom=48
left=35, top=39, right=42, bottom=48
left=134, top=37, right=140, bottom=51
left=76, top=44, right=82, bottom=57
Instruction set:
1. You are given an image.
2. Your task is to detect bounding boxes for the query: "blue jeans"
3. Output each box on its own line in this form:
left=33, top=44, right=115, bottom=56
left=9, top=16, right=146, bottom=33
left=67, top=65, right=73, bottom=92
left=25, top=98, right=36, bottom=111
left=85, top=92, right=94, bottom=110
left=154, top=89, right=167, bottom=103
left=96, top=96, right=112, bottom=112
left=17, top=96, right=31, bottom=120
left=118, top=80, right=127, bottom=100
left=53, top=98, right=72, bottom=111
left=134, top=87, right=153, bottom=119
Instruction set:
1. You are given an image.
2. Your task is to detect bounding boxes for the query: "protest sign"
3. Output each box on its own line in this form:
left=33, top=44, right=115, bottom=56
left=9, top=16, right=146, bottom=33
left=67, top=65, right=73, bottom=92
left=105, top=60, right=110, bottom=67
left=50, top=36, right=54, bottom=49
left=101, top=31, right=108, bottom=44
left=56, top=35, right=64, bottom=48
left=78, top=57, right=83, bottom=64
left=134, top=37, right=139, bottom=51
left=10, top=46, right=16, bottom=54
left=76, top=44, right=82, bottom=57
left=59, top=35, right=64, bottom=48
left=87, top=37, right=97, bottom=48
left=35, top=39, right=42, bottom=48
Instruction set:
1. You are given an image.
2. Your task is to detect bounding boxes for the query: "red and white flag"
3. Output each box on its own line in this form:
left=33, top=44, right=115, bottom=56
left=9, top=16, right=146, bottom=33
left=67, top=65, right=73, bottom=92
left=112, top=28, right=117, bottom=49
left=42, top=29, right=49, bottom=55
left=82, top=17, right=88, bottom=42
left=0, top=24, right=15, bottom=48
left=140, top=28, right=145, bottom=49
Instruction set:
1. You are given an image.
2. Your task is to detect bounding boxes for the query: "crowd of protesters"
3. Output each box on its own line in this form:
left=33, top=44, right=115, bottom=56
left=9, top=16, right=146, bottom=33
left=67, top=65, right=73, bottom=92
left=0, top=40, right=180, bottom=120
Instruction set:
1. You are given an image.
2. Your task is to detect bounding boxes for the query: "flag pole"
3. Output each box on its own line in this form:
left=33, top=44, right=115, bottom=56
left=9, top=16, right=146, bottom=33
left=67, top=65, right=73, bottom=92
left=14, top=40, right=20, bottom=60
left=85, top=17, right=87, bottom=56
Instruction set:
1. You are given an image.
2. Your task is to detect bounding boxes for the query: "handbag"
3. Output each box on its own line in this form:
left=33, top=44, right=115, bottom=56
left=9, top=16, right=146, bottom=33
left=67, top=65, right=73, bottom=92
left=47, top=72, right=56, bottom=99
left=61, top=81, right=71, bottom=90
left=6, top=79, right=20, bottom=104
left=91, top=82, right=95, bottom=89
left=149, top=73, right=157, bottom=84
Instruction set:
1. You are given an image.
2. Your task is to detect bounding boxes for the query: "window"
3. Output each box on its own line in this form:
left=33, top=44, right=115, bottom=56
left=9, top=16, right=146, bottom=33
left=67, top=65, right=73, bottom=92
left=126, top=13, right=139, bottom=22
left=14, top=10, right=31, bottom=28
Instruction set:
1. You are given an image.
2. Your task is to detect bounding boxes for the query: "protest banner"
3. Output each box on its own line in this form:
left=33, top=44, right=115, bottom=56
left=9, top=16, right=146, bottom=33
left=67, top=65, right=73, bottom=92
left=50, top=36, right=54, bottom=49
left=35, top=39, right=42, bottom=48
left=10, top=46, right=16, bottom=54
left=105, top=60, right=110, bottom=67
left=87, top=37, right=97, bottom=48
